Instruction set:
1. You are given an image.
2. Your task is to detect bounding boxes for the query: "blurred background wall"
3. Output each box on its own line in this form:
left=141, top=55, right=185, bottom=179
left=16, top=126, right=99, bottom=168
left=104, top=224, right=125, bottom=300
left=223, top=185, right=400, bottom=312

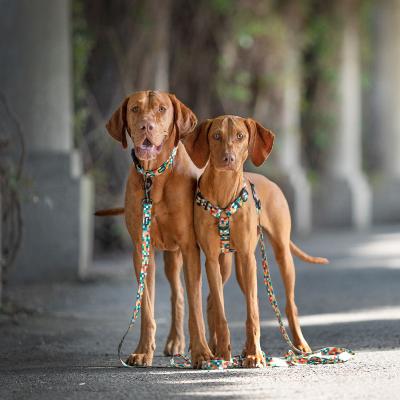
left=1, top=0, right=400, bottom=285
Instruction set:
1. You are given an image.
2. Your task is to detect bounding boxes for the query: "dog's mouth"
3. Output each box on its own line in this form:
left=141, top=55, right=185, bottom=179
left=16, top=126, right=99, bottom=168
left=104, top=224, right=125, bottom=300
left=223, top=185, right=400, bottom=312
left=217, top=164, right=237, bottom=171
left=215, top=159, right=239, bottom=171
left=135, top=138, right=163, bottom=160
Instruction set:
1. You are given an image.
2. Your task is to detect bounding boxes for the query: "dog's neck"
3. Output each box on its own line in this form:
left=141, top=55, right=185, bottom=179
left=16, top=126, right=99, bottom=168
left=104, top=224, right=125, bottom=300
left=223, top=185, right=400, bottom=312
left=199, top=162, right=245, bottom=209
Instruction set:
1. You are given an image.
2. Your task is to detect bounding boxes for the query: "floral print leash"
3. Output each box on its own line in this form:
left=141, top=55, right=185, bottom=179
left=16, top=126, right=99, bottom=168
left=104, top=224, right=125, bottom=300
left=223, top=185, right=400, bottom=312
left=118, top=147, right=178, bottom=367
left=171, top=180, right=354, bottom=370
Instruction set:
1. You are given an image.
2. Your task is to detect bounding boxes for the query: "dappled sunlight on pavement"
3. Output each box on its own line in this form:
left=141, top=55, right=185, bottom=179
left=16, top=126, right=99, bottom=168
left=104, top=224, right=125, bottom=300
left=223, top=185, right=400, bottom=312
left=228, top=306, right=400, bottom=328
left=1, top=228, right=400, bottom=399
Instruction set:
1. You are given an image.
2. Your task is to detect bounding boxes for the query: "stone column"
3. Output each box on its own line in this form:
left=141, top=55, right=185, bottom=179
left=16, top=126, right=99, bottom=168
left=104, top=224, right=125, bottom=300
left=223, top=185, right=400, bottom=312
left=0, top=0, right=93, bottom=281
left=275, top=43, right=312, bottom=234
left=370, top=0, right=400, bottom=223
left=152, top=0, right=170, bottom=92
left=313, top=2, right=371, bottom=229
left=250, top=31, right=312, bottom=234
left=0, top=193, right=2, bottom=306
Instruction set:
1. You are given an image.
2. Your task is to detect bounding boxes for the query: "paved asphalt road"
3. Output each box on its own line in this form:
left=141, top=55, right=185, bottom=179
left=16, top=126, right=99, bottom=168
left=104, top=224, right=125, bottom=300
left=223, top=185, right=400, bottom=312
left=1, top=227, right=400, bottom=399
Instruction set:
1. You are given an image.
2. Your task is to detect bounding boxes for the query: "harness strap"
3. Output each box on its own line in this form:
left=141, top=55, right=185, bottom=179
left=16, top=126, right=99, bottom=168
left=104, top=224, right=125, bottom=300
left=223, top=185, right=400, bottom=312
left=118, top=147, right=178, bottom=367
left=195, top=184, right=249, bottom=253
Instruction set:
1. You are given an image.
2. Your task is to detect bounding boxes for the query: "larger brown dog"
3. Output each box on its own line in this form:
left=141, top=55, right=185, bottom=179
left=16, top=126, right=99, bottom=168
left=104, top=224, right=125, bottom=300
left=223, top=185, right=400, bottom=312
left=105, top=91, right=212, bottom=368
left=184, top=115, right=328, bottom=367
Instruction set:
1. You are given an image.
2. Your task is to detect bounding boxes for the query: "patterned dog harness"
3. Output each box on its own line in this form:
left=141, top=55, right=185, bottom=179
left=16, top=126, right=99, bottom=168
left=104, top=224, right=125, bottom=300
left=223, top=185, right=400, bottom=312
left=170, top=179, right=354, bottom=369
left=117, top=146, right=178, bottom=367
left=195, top=184, right=249, bottom=253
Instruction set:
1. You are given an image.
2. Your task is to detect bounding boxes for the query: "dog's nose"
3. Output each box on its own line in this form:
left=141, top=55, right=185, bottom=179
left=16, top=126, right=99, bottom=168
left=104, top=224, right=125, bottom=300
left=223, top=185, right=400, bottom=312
left=222, top=152, right=236, bottom=163
left=140, top=122, right=154, bottom=131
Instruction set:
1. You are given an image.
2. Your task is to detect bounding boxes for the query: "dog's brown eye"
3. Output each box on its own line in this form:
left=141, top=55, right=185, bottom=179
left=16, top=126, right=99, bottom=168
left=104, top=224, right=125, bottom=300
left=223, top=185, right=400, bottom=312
left=237, top=132, right=244, bottom=140
left=131, top=106, right=139, bottom=113
left=159, top=106, right=166, bottom=112
left=214, top=132, right=221, bottom=140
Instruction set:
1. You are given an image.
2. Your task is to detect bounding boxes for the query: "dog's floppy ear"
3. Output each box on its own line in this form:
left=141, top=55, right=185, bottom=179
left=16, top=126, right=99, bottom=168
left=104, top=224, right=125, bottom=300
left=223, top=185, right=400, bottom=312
left=106, top=97, right=129, bottom=148
left=245, top=118, right=275, bottom=166
left=168, top=94, right=197, bottom=140
left=183, top=119, right=212, bottom=168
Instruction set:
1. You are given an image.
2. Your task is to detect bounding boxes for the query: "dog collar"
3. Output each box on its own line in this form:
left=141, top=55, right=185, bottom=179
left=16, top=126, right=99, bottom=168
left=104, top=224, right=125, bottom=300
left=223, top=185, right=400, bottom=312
left=131, top=146, right=178, bottom=178
left=131, top=146, right=178, bottom=203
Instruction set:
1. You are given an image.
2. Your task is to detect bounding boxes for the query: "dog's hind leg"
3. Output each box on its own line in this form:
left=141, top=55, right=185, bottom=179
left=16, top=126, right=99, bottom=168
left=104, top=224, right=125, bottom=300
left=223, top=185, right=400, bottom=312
left=268, top=235, right=311, bottom=353
left=163, top=249, right=186, bottom=356
left=254, top=177, right=312, bottom=353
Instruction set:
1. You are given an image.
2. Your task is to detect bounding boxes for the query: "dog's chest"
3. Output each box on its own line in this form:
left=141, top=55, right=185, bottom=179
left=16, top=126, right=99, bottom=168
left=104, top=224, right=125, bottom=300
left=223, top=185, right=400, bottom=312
left=196, top=201, right=259, bottom=254
left=125, top=184, right=186, bottom=251
left=229, top=209, right=259, bottom=251
left=149, top=207, right=179, bottom=251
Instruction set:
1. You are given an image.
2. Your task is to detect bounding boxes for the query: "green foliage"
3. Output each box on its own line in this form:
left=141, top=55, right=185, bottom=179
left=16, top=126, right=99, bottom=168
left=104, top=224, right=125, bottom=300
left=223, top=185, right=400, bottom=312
left=217, top=67, right=252, bottom=103
left=208, top=0, right=235, bottom=14
left=215, top=1, right=288, bottom=107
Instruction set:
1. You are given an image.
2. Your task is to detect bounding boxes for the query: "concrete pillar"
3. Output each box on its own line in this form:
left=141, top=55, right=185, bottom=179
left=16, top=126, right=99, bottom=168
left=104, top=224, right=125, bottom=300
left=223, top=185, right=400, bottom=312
left=0, top=193, right=2, bottom=306
left=275, top=43, right=312, bottom=234
left=313, top=2, right=371, bottom=229
left=250, top=32, right=312, bottom=234
left=152, top=0, right=170, bottom=92
left=370, top=0, right=400, bottom=223
left=0, top=0, right=93, bottom=281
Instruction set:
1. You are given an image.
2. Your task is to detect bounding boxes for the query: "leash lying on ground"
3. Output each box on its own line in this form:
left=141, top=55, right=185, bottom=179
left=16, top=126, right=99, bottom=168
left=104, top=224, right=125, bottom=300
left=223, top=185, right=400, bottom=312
left=170, top=180, right=354, bottom=370
left=171, top=347, right=354, bottom=370
left=118, top=147, right=178, bottom=367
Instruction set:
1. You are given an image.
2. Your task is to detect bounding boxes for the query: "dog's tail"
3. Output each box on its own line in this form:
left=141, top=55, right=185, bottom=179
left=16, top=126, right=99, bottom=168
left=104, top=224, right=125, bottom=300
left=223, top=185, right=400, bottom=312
left=94, top=207, right=125, bottom=216
left=290, top=241, right=329, bottom=264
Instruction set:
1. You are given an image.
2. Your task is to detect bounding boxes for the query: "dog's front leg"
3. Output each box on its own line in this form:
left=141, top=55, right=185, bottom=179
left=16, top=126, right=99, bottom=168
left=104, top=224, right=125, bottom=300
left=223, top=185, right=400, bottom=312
left=205, top=255, right=231, bottom=362
left=207, top=253, right=232, bottom=354
left=163, top=250, right=185, bottom=356
left=239, top=253, right=265, bottom=368
left=126, top=246, right=156, bottom=367
left=181, top=243, right=213, bottom=369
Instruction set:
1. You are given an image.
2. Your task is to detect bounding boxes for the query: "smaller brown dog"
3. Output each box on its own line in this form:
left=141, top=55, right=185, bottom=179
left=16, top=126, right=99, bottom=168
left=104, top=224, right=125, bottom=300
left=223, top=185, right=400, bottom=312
left=184, top=115, right=328, bottom=368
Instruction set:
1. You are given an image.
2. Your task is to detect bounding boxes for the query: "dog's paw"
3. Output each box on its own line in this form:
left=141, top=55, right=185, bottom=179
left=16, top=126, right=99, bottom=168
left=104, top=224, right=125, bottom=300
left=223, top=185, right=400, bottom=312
left=126, top=351, right=154, bottom=367
left=208, top=336, right=217, bottom=355
left=191, top=345, right=213, bottom=369
left=242, top=352, right=266, bottom=368
left=295, top=341, right=312, bottom=353
left=164, top=333, right=185, bottom=356
left=215, top=346, right=231, bottom=362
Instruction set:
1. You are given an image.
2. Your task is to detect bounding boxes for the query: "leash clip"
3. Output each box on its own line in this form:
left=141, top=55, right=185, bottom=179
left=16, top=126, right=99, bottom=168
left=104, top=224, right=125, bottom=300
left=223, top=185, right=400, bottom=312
left=143, top=175, right=153, bottom=203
